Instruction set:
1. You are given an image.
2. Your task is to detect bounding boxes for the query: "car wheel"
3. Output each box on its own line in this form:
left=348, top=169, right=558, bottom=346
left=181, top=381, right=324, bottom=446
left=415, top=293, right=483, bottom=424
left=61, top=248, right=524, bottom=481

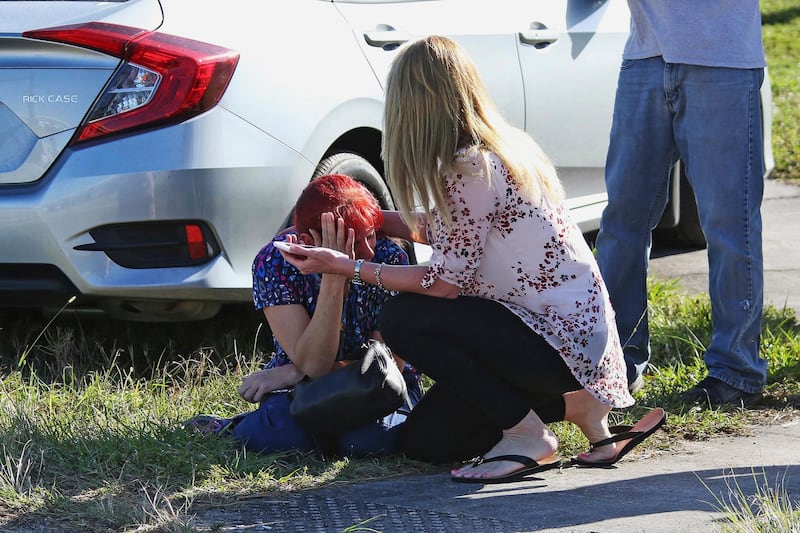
left=280, top=152, right=391, bottom=229
left=654, top=169, right=707, bottom=249
left=312, top=152, right=394, bottom=210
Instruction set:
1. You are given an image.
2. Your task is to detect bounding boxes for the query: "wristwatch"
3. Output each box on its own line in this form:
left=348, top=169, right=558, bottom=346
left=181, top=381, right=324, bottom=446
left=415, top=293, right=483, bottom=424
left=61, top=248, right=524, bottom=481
left=351, top=258, right=365, bottom=285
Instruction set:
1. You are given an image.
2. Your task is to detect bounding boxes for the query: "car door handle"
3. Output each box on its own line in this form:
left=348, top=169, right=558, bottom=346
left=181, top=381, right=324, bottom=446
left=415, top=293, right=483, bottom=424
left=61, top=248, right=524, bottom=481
left=519, top=23, right=560, bottom=48
left=364, top=30, right=411, bottom=48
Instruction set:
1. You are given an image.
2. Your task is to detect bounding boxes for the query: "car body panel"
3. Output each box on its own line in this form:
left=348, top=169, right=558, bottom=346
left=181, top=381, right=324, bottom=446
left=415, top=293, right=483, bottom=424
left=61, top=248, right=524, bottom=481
left=1, top=108, right=309, bottom=298
left=0, top=0, right=162, bottom=187
left=0, top=0, right=162, bottom=31
left=0, top=41, right=118, bottom=185
left=517, top=0, right=630, bottom=229
left=334, top=0, right=629, bottom=231
left=334, top=0, right=526, bottom=129
left=160, top=0, right=387, bottom=157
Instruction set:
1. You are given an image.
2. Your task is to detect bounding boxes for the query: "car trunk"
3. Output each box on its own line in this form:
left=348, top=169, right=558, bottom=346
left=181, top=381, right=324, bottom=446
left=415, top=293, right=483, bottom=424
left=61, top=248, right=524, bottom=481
left=0, top=0, right=163, bottom=185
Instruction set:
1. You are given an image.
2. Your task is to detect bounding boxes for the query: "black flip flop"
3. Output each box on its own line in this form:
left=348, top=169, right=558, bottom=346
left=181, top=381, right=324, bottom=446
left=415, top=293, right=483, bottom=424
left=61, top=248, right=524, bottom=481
left=571, top=407, right=667, bottom=468
left=451, top=454, right=562, bottom=484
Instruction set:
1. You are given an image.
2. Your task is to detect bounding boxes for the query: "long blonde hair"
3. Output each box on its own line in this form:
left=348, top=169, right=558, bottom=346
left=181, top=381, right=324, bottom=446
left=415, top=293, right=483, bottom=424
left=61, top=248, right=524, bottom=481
left=382, top=35, right=564, bottom=227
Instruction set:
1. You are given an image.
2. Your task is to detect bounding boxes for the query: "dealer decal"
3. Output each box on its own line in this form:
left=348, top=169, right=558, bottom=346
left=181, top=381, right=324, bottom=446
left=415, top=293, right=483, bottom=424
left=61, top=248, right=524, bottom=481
left=22, top=94, right=79, bottom=103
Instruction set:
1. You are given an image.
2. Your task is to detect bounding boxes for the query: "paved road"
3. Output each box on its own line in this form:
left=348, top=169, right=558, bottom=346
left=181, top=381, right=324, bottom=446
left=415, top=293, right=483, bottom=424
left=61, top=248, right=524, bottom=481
left=189, top=421, right=800, bottom=532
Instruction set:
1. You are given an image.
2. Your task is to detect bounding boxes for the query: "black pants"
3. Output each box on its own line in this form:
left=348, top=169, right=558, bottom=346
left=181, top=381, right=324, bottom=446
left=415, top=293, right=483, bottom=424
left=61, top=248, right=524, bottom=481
left=380, top=293, right=580, bottom=464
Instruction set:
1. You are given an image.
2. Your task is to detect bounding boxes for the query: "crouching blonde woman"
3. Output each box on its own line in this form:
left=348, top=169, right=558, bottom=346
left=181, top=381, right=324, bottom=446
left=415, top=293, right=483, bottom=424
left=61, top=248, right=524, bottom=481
left=278, top=36, right=665, bottom=483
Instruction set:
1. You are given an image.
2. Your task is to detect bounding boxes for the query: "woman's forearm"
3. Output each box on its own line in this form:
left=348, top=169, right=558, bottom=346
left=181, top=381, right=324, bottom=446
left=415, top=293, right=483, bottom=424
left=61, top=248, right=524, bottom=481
left=345, top=257, right=460, bottom=299
left=279, top=243, right=459, bottom=299
left=292, top=274, right=348, bottom=378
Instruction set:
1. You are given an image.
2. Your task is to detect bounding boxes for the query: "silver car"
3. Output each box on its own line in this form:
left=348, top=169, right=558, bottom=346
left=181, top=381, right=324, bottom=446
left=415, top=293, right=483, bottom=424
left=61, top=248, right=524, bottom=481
left=0, top=0, right=773, bottom=321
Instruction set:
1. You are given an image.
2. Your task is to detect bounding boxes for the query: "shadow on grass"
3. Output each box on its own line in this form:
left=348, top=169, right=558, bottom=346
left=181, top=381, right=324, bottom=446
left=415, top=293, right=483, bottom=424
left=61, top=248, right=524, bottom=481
left=762, top=6, right=800, bottom=25
left=0, top=420, right=442, bottom=532
left=0, top=305, right=270, bottom=381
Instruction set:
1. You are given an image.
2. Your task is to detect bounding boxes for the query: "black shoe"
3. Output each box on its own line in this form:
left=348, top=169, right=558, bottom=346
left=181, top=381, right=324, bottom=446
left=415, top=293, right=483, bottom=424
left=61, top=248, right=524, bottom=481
left=680, top=376, right=762, bottom=408
left=628, top=373, right=644, bottom=394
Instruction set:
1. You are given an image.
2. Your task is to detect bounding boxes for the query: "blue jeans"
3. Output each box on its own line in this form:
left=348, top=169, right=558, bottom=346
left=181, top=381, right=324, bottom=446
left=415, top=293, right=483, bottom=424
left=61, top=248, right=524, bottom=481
left=228, top=368, right=422, bottom=457
left=595, top=56, right=767, bottom=394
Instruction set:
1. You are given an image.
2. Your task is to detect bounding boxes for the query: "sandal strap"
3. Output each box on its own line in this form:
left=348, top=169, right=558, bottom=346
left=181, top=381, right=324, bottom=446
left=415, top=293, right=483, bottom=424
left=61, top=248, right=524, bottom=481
left=472, top=454, right=537, bottom=467
left=588, top=429, right=642, bottom=450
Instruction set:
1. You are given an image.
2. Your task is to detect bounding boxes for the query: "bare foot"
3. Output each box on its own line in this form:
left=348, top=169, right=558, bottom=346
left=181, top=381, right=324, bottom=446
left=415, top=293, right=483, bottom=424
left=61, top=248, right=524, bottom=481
left=451, top=410, right=559, bottom=481
left=563, top=388, right=619, bottom=463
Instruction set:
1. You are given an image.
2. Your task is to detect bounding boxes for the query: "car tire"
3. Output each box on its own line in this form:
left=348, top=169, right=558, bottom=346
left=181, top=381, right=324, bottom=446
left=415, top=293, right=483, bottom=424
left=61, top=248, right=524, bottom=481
left=280, top=152, right=391, bottom=228
left=312, top=152, right=394, bottom=210
left=654, top=170, right=707, bottom=249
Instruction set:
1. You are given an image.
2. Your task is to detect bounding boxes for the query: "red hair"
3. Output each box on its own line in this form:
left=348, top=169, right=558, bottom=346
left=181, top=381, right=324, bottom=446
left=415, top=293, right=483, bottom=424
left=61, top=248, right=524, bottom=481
left=293, top=174, right=384, bottom=238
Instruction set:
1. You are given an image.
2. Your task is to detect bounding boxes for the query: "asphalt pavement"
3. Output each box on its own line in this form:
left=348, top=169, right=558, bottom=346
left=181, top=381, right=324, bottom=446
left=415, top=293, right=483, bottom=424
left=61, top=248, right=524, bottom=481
left=192, top=422, right=800, bottom=532
left=189, top=178, right=800, bottom=533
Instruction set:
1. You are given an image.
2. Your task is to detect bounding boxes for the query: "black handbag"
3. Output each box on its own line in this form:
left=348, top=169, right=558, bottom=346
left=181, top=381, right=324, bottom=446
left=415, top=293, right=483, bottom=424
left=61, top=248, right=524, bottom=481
left=289, top=339, right=410, bottom=435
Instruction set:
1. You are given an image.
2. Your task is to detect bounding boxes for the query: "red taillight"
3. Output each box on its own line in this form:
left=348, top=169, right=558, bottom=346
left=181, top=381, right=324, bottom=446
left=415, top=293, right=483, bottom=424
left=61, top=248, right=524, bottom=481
left=184, top=224, right=207, bottom=260
left=23, top=22, right=240, bottom=143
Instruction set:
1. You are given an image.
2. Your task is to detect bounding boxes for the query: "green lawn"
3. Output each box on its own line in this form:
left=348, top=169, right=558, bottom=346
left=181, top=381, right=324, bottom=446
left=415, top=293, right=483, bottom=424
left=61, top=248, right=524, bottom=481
left=2, top=281, right=799, bottom=532
left=762, top=0, right=800, bottom=182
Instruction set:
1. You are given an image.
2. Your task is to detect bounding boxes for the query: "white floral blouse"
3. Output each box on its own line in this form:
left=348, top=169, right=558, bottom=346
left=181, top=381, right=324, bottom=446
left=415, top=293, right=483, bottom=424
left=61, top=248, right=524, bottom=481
left=422, top=149, right=634, bottom=408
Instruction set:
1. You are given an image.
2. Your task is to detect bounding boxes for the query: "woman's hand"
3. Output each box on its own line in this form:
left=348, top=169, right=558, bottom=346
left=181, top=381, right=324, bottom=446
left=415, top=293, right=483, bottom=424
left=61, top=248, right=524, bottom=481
left=278, top=212, right=354, bottom=277
left=238, top=364, right=304, bottom=403
left=309, top=212, right=355, bottom=259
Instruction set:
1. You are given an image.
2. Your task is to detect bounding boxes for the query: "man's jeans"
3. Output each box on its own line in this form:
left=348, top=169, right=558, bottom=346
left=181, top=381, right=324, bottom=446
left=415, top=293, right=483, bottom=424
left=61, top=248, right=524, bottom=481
left=595, top=56, right=767, bottom=394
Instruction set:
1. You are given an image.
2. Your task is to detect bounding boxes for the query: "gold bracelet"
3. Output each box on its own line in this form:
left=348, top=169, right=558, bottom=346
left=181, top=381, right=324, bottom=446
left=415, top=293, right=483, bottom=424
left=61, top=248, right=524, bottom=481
left=374, top=262, right=386, bottom=291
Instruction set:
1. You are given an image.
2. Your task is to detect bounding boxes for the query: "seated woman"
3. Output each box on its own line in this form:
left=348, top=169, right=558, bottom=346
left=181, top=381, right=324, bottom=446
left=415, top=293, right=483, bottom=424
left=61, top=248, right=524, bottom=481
left=186, top=173, right=420, bottom=457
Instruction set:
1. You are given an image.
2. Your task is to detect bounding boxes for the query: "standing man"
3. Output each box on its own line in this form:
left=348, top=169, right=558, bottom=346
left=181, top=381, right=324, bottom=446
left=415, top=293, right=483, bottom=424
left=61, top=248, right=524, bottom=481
left=595, top=1, right=768, bottom=407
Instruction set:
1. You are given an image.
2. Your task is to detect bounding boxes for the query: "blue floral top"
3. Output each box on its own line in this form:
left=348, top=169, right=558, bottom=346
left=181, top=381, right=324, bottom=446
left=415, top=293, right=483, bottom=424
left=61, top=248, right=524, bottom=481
left=252, top=235, right=410, bottom=370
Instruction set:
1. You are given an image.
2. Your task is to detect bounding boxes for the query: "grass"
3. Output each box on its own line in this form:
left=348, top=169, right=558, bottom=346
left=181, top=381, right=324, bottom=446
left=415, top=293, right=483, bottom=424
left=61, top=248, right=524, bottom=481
left=1, top=283, right=799, bottom=532
left=762, top=0, right=800, bottom=183
left=0, top=307, right=445, bottom=531
left=0, top=2, right=797, bottom=531
left=702, top=469, right=800, bottom=532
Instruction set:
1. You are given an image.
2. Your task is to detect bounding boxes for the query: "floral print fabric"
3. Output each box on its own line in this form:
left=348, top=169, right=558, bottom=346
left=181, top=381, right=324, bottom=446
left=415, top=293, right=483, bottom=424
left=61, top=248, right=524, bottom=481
left=252, top=236, right=409, bottom=369
left=423, top=150, right=634, bottom=408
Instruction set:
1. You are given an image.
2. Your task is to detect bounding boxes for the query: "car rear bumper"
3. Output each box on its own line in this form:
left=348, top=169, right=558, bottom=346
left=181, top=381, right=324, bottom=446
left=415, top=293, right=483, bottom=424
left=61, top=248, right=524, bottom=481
left=0, top=107, right=313, bottom=319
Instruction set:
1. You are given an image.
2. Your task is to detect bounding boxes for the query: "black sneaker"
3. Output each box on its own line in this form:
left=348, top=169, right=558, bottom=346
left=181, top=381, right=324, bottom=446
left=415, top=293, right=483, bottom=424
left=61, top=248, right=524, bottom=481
left=680, top=376, right=762, bottom=409
left=628, top=373, right=644, bottom=394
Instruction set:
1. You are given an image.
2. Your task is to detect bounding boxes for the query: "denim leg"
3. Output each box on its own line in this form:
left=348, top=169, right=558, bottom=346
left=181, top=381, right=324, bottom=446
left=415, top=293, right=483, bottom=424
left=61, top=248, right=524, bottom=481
left=596, top=57, right=678, bottom=382
left=230, top=392, right=317, bottom=454
left=336, top=420, right=402, bottom=458
left=672, top=64, right=767, bottom=393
